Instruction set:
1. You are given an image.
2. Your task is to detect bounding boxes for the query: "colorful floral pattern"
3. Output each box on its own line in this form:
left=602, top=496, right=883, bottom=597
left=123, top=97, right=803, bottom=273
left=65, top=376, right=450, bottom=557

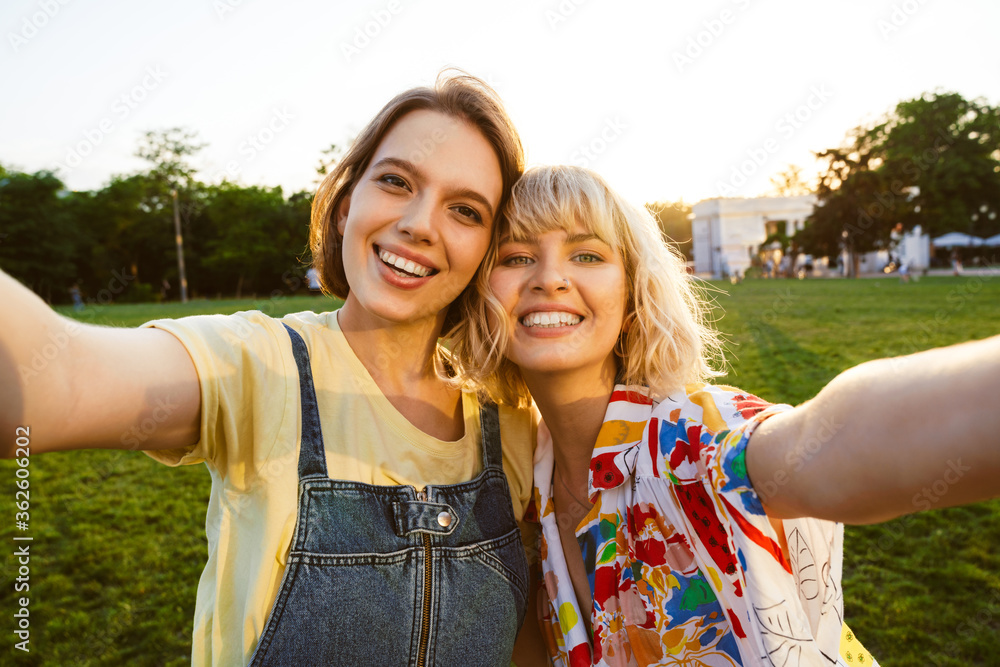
left=532, top=383, right=846, bottom=666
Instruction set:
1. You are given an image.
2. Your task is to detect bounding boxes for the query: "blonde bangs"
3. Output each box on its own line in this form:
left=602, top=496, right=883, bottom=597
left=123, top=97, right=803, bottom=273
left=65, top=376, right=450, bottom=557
left=504, top=167, right=626, bottom=253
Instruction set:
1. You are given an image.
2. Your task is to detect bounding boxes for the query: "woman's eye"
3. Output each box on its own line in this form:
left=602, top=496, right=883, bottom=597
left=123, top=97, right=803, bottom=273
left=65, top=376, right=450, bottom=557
left=378, top=174, right=409, bottom=190
left=575, top=253, right=603, bottom=263
left=501, top=255, right=532, bottom=267
left=452, top=205, right=483, bottom=224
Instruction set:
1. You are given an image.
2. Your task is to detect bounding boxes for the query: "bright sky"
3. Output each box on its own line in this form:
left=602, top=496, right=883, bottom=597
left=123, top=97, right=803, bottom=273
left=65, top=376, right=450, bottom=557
left=3, top=0, right=999, bottom=206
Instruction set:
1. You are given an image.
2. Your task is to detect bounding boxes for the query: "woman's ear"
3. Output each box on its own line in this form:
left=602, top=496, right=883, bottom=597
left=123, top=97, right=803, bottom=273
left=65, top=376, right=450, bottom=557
left=336, top=193, right=352, bottom=236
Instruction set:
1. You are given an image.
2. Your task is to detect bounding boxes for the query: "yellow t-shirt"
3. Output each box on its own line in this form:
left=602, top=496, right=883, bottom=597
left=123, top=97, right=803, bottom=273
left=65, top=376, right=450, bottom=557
left=142, top=309, right=536, bottom=667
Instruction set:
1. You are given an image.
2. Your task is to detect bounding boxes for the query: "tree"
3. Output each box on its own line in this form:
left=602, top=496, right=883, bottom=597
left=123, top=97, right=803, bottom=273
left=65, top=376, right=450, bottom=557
left=798, top=126, right=890, bottom=275
left=135, top=127, right=207, bottom=187
left=0, top=168, right=82, bottom=303
left=76, top=173, right=177, bottom=292
left=768, top=164, right=813, bottom=197
left=646, top=200, right=693, bottom=259
left=135, top=127, right=208, bottom=301
left=877, top=92, right=1000, bottom=239
left=314, top=143, right=345, bottom=184
left=799, top=92, right=1000, bottom=275
left=198, top=184, right=310, bottom=298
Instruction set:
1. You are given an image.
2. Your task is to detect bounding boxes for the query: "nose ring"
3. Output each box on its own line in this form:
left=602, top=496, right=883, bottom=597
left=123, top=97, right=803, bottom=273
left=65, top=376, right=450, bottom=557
left=560, top=278, right=569, bottom=289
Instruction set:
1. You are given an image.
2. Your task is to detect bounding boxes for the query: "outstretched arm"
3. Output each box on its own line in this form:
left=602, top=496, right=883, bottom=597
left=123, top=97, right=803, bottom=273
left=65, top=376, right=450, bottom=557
left=1, top=269, right=200, bottom=456
left=746, top=334, right=1000, bottom=524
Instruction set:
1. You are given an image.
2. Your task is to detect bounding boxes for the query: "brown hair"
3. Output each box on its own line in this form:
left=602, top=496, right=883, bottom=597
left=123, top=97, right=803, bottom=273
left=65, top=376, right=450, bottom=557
left=309, top=71, right=524, bottom=333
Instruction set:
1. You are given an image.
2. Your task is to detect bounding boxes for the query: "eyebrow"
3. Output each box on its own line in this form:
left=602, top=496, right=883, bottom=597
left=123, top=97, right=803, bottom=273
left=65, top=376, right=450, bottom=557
left=565, top=232, right=605, bottom=245
left=497, top=231, right=608, bottom=246
left=369, top=157, right=496, bottom=220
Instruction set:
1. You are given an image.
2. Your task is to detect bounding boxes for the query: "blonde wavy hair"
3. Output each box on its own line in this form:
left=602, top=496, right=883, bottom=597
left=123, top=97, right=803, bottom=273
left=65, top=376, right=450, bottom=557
left=451, top=165, right=724, bottom=408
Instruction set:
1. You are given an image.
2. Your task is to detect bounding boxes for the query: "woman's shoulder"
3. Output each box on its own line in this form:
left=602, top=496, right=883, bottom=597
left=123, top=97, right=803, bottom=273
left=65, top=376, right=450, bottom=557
left=141, top=309, right=342, bottom=365
left=650, top=382, right=781, bottom=434
left=279, top=309, right=338, bottom=330
left=142, top=308, right=284, bottom=349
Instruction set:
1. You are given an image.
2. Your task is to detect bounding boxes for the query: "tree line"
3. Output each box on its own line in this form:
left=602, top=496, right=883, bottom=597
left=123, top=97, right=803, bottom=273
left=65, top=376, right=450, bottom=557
left=0, top=129, right=316, bottom=305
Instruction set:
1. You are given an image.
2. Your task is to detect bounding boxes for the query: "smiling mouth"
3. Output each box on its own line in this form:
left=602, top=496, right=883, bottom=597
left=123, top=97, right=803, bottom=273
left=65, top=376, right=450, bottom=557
left=377, top=246, right=436, bottom=278
left=520, top=311, right=582, bottom=328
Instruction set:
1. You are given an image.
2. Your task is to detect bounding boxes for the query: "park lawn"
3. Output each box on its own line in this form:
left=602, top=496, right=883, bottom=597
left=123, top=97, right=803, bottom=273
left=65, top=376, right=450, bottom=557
left=2, top=277, right=998, bottom=665
left=711, top=276, right=1000, bottom=666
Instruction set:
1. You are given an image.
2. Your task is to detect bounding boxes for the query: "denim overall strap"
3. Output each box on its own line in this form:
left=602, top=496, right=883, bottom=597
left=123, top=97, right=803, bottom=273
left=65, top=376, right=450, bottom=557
left=281, top=323, right=328, bottom=480
left=479, top=399, right=503, bottom=472
left=249, top=330, right=529, bottom=666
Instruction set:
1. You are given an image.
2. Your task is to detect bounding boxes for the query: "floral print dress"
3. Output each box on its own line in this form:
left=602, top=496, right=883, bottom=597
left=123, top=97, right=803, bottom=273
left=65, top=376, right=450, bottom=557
left=531, top=383, right=848, bottom=666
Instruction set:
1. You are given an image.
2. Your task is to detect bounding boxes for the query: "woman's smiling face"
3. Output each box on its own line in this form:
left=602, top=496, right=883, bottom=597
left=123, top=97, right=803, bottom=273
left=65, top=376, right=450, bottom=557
left=488, top=220, right=627, bottom=380
left=336, top=109, right=503, bottom=330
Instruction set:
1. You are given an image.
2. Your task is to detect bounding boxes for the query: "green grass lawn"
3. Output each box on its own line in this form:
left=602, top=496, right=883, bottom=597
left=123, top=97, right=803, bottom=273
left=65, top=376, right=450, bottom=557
left=2, top=278, right=998, bottom=665
left=711, top=276, right=1000, bottom=666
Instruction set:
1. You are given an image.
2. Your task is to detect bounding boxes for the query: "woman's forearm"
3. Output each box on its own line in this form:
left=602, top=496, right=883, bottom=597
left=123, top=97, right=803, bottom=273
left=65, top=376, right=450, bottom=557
left=0, top=270, right=81, bottom=450
left=747, top=335, right=1000, bottom=524
left=1, top=268, right=201, bottom=456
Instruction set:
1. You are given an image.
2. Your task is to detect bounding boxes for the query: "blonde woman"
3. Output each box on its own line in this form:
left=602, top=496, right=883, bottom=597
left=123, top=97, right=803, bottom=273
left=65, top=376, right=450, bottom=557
left=455, top=165, right=1000, bottom=666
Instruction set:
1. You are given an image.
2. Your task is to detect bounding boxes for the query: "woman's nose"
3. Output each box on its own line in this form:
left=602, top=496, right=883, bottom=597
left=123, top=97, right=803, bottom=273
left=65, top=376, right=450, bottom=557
left=396, top=196, right=439, bottom=244
left=530, top=261, right=570, bottom=293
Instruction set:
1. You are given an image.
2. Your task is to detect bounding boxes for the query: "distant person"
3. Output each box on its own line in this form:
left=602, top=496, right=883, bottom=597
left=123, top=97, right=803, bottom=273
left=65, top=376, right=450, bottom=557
left=69, top=283, right=84, bottom=311
left=779, top=253, right=792, bottom=278
left=951, top=248, right=963, bottom=276
left=305, top=266, right=321, bottom=291
left=160, top=278, right=171, bottom=301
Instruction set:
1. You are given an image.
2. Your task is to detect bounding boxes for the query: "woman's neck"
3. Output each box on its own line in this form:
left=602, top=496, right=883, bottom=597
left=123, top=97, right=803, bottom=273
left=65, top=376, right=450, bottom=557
left=336, top=300, right=445, bottom=388
left=335, top=299, right=465, bottom=441
left=523, top=361, right=618, bottom=483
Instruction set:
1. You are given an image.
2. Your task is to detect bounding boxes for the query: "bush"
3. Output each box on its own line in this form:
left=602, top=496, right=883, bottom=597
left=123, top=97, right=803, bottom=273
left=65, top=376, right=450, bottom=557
left=117, top=281, right=157, bottom=304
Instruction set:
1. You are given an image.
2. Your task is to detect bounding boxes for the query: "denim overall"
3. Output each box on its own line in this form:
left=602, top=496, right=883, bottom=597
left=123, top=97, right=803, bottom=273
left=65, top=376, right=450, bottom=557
left=248, top=324, right=529, bottom=666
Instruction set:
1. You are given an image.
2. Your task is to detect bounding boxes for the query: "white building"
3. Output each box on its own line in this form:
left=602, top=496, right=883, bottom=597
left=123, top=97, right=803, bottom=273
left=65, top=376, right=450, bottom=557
left=692, top=195, right=816, bottom=277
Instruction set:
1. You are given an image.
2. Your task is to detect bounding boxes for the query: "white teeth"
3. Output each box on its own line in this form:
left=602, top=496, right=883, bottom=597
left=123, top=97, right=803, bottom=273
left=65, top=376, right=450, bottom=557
left=378, top=248, right=433, bottom=277
left=520, top=311, right=582, bottom=328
